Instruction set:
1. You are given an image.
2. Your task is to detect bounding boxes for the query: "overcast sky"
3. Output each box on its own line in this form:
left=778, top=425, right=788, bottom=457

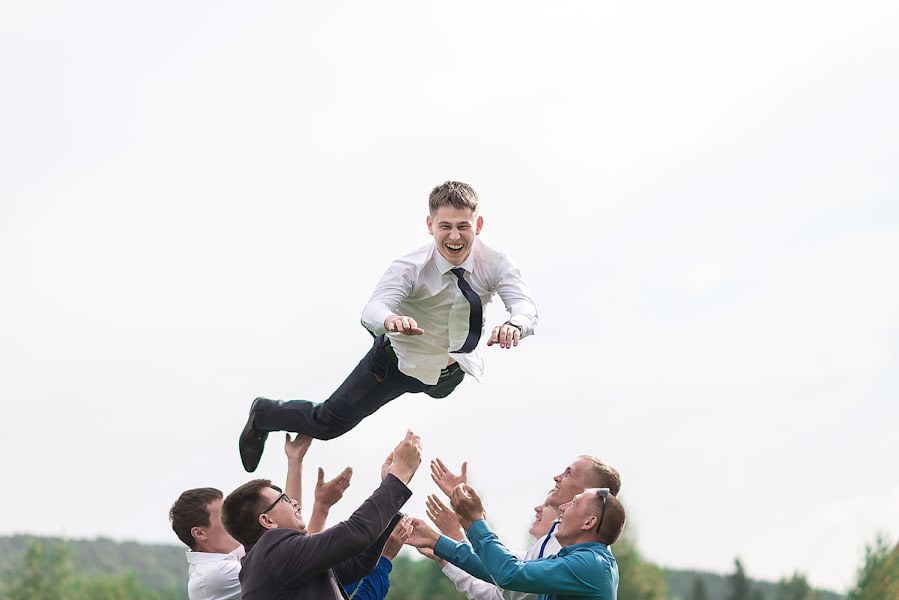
left=2, top=1, right=897, bottom=593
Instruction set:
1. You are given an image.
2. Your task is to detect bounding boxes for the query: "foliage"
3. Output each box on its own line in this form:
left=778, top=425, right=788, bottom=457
left=0, top=539, right=177, bottom=600
left=727, top=558, right=753, bottom=600
left=847, top=532, right=898, bottom=600
left=691, top=574, right=709, bottom=600
left=774, top=571, right=820, bottom=600
left=385, top=555, right=465, bottom=599
left=614, top=530, right=668, bottom=600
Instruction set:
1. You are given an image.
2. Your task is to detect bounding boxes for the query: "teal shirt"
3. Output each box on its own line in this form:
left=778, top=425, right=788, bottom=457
left=434, top=520, right=618, bottom=600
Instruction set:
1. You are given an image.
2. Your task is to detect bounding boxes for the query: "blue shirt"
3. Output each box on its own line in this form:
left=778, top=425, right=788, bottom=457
left=343, top=556, right=392, bottom=599
left=434, top=520, right=618, bottom=600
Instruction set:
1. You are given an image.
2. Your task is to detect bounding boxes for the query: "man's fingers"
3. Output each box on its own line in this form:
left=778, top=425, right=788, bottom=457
left=317, top=467, right=325, bottom=485
left=461, top=462, right=468, bottom=480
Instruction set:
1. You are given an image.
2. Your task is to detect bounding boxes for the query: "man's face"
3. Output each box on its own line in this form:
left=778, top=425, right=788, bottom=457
left=427, top=206, right=483, bottom=266
left=194, top=499, right=240, bottom=554
left=528, top=500, right=560, bottom=539
left=259, top=487, right=306, bottom=533
left=548, top=458, right=593, bottom=508
left=555, top=491, right=598, bottom=546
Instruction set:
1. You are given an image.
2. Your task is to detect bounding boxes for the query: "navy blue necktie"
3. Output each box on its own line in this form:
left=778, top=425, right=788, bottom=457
left=451, top=267, right=482, bottom=353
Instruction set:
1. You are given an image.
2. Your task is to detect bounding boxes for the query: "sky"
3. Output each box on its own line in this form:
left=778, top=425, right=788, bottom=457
left=1, top=1, right=897, bottom=593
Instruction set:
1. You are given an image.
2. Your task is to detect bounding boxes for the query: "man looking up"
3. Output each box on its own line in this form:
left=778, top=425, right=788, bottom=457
left=169, top=434, right=351, bottom=600
left=409, top=484, right=626, bottom=600
left=222, top=430, right=423, bottom=600
left=425, top=455, right=622, bottom=600
left=239, top=181, right=538, bottom=471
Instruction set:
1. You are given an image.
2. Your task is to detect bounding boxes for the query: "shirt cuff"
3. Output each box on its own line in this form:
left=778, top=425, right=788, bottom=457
left=434, top=534, right=459, bottom=561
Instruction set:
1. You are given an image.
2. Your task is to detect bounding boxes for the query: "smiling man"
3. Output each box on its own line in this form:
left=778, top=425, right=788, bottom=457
left=222, top=431, right=422, bottom=600
left=239, top=181, right=538, bottom=470
left=408, top=484, right=626, bottom=600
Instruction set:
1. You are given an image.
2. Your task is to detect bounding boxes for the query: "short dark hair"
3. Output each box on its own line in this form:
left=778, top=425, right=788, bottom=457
left=579, top=455, right=622, bottom=496
left=429, top=181, right=479, bottom=214
left=169, top=488, right=223, bottom=550
left=222, top=479, right=277, bottom=547
left=595, top=493, right=626, bottom=546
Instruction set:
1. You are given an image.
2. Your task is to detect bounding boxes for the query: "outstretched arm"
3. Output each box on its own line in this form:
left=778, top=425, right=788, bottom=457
left=488, top=256, right=537, bottom=349
left=284, top=433, right=312, bottom=506
left=361, top=258, right=424, bottom=336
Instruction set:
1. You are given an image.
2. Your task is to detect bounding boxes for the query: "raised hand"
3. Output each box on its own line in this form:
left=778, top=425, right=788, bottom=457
left=430, top=458, right=468, bottom=497
left=405, top=517, right=440, bottom=549
left=315, top=466, right=352, bottom=509
left=425, top=494, right=464, bottom=541
left=284, top=433, right=313, bottom=462
left=450, top=483, right=486, bottom=529
left=486, top=322, right=521, bottom=349
left=385, top=314, right=425, bottom=336
left=387, top=430, right=423, bottom=484
left=382, top=515, right=413, bottom=560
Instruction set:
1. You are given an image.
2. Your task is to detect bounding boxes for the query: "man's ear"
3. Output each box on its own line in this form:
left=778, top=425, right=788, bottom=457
left=475, top=215, right=483, bottom=235
left=427, top=214, right=434, bottom=236
left=582, top=514, right=598, bottom=533
left=259, top=513, right=277, bottom=531
left=191, top=526, right=206, bottom=542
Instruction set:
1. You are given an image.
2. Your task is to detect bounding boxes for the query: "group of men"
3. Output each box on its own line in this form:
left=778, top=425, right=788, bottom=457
left=170, top=181, right=629, bottom=599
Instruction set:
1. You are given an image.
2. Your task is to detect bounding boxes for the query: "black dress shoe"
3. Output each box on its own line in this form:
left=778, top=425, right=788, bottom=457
left=239, top=397, right=270, bottom=472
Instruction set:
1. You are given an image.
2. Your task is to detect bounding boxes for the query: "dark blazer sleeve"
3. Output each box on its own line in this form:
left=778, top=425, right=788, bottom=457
left=263, top=474, right=412, bottom=587
left=333, top=513, right=402, bottom=584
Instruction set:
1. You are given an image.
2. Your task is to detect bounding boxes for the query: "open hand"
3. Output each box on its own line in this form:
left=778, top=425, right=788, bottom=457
left=486, top=322, right=521, bottom=349
left=284, top=433, right=313, bottom=462
left=385, top=315, right=425, bottom=336
left=426, top=494, right=464, bottom=541
left=431, top=458, right=467, bottom=497
left=387, top=430, right=423, bottom=484
left=315, top=466, right=352, bottom=508
left=382, top=515, right=412, bottom=560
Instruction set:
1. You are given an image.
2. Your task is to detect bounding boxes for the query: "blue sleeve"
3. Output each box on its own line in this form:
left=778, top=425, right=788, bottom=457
left=343, top=556, right=392, bottom=599
left=468, top=520, right=610, bottom=595
left=433, top=532, right=495, bottom=583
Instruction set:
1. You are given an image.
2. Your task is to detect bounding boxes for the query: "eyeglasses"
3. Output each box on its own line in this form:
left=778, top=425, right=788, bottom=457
left=594, top=488, right=610, bottom=535
left=261, top=492, right=293, bottom=516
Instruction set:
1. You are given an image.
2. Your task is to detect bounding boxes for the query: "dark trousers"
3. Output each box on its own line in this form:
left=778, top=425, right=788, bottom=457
left=254, top=335, right=465, bottom=440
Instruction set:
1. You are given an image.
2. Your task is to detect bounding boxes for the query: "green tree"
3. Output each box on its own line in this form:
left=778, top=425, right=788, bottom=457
left=613, top=531, right=667, bottom=600
left=690, top=575, right=708, bottom=600
left=727, top=558, right=752, bottom=600
left=847, top=533, right=899, bottom=600
left=2, top=539, right=75, bottom=600
left=775, top=571, right=818, bottom=600
left=1, top=539, right=177, bottom=600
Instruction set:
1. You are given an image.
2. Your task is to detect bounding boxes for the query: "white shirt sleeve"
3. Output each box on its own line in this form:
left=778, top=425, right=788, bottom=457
left=494, top=257, right=538, bottom=338
left=361, top=257, right=417, bottom=336
left=441, top=561, right=505, bottom=600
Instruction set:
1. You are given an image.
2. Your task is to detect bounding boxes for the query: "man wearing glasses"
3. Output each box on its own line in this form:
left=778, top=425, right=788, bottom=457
left=408, top=484, right=625, bottom=600
left=222, top=431, right=422, bottom=600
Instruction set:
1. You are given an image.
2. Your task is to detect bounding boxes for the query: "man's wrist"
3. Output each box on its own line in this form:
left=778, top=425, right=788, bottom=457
left=387, top=465, right=414, bottom=484
left=504, top=320, right=522, bottom=332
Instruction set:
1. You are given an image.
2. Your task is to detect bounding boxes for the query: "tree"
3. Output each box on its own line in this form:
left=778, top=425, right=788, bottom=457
left=690, top=575, right=708, bottom=600
left=2, top=539, right=75, bottom=600
left=1, top=539, right=177, bottom=600
left=727, top=557, right=752, bottom=600
left=775, top=571, right=818, bottom=600
left=847, top=533, right=899, bottom=600
left=613, top=531, right=667, bottom=600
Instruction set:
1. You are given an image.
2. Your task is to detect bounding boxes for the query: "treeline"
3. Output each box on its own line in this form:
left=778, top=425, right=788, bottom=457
left=2, top=532, right=893, bottom=599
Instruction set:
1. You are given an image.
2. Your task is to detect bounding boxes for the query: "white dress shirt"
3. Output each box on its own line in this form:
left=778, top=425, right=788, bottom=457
left=361, top=238, right=538, bottom=385
left=440, top=526, right=561, bottom=600
left=186, top=545, right=245, bottom=600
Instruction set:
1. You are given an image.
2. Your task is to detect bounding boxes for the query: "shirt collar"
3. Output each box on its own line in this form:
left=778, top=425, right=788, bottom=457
left=186, top=549, right=240, bottom=564
left=557, top=541, right=610, bottom=557
left=433, top=241, right=476, bottom=275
